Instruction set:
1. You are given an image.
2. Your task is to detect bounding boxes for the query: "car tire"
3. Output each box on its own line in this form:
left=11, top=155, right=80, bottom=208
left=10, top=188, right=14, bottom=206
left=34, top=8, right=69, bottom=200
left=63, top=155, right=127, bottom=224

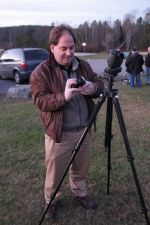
left=14, top=71, right=22, bottom=84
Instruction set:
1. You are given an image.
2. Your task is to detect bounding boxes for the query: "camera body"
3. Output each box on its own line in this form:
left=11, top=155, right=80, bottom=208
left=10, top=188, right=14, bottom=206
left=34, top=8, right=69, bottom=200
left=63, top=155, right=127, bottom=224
left=107, top=49, right=124, bottom=69
left=71, top=76, right=86, bottom=88
left=105, top=49, right=124, bottom=76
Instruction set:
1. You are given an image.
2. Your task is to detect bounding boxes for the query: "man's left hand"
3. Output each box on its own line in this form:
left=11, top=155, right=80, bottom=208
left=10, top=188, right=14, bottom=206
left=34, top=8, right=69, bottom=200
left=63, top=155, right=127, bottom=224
left=79, top=81, right=95, bottom=95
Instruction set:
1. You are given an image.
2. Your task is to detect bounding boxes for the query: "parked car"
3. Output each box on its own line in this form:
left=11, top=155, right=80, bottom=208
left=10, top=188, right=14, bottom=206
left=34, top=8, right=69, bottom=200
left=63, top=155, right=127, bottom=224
left=0, top=48, right=49, bottom=84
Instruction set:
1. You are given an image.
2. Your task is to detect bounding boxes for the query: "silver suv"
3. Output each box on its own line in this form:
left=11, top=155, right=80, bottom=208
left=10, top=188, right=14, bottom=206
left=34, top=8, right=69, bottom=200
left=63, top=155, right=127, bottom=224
left=0, top=48, right=49, bottom=84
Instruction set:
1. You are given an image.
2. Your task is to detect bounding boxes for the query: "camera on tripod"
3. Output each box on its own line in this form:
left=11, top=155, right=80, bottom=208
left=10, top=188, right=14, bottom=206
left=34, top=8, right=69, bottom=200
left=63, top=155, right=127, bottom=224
left=104, top=49, right=124, bottom=76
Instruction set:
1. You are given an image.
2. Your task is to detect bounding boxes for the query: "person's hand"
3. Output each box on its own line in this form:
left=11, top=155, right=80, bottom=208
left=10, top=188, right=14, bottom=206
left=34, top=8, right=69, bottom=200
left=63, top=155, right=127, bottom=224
left=79, top=80, right=95, bottom=95
left=64, top=78, right=81, bottom=102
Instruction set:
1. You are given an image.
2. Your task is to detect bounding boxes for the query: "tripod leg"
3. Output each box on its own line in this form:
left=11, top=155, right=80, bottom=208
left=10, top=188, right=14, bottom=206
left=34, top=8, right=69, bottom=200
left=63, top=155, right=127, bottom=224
left=38, top=93, right=106, bottom=225
left=105, top=96, right=113, bottom=195
left=113, top=96, right=150, bottom=225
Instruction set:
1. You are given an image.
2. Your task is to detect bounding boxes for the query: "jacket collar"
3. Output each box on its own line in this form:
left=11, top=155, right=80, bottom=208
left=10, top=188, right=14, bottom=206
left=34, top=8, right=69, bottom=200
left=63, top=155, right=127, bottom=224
left=48, top=52, right=79, bottom=72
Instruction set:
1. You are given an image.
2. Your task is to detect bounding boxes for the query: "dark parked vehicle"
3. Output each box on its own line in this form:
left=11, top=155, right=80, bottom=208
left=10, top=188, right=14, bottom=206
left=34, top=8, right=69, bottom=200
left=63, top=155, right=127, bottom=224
left=0, top=48, right=49, bottom=84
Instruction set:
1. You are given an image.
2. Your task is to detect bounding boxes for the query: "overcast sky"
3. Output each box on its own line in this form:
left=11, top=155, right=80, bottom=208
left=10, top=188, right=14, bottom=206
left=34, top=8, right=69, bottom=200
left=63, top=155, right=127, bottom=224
left=0, top=0, right=150, bottom=27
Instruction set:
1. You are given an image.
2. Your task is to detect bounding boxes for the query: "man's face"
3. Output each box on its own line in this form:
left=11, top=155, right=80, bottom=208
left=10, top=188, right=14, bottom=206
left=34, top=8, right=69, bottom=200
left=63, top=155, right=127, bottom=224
left=50, top=31, right=75, bottom=66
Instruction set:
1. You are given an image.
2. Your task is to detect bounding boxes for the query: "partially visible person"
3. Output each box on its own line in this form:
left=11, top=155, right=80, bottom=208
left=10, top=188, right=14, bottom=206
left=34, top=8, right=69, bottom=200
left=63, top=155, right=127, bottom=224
left=145, top=46, right=150, bottom=85
left=125, top=47, right=144, bottom=87
left=30, top=24, right=104, bottom=221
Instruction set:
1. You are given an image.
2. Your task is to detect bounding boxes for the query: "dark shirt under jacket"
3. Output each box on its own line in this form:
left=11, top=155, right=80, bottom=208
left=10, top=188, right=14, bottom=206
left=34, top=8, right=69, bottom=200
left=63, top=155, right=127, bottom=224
left=145, top=53, right=150, bottom=67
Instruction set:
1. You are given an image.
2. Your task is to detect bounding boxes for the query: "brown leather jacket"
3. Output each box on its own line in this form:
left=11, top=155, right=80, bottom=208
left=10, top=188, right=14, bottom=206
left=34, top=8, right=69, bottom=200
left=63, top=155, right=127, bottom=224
left=30, top=55, right=104, bottom=142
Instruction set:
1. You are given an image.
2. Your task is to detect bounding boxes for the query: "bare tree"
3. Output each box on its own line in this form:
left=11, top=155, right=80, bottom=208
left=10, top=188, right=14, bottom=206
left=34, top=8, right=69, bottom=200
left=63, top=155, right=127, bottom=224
left=144, top=7, right=150, bottom=24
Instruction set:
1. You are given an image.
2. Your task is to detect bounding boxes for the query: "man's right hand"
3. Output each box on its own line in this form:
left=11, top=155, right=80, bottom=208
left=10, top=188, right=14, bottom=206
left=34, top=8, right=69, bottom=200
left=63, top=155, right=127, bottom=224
left=64, top=78, right=81, bottom=102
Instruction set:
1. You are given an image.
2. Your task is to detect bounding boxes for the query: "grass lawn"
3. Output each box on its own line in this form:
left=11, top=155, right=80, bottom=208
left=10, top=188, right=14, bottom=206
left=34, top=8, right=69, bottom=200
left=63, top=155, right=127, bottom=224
left=77, top=51, right=147, bottom=60
left=78, top=52, right=107, bottom=59
left=0, top=81, right=150, bottom=225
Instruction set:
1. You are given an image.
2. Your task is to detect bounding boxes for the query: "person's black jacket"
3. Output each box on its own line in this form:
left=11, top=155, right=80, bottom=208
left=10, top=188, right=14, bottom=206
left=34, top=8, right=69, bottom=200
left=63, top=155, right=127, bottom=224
left=145, top=53, right=150, bottom=67
left=125, top=52, right=144, bottom=74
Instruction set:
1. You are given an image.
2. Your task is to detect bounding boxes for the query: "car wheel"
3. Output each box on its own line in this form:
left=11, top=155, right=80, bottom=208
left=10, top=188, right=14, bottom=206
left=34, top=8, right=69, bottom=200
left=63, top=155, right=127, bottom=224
left=14, top=71, right=22, bottom=84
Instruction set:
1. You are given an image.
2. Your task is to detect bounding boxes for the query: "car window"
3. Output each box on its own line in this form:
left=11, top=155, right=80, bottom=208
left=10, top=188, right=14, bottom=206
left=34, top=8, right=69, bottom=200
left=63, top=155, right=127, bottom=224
left=0, top=51, right=14, bottom=61
left=0, top=49, right=23, bottom=62
left=24, top=49, right=49, bottom=61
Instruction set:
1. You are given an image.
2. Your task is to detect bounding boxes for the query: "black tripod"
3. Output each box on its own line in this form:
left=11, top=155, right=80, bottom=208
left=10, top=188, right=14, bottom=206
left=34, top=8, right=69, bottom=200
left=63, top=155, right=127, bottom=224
left=103, top=75, right=149, bottom=225
left=38, top=73, right=149, bottom=225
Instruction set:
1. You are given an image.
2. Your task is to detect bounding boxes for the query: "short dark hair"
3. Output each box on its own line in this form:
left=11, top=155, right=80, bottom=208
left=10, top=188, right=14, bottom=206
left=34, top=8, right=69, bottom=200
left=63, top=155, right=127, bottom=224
left=132, top=47, right=137, bottom=52
left=49, top=24, right=76, bottom=45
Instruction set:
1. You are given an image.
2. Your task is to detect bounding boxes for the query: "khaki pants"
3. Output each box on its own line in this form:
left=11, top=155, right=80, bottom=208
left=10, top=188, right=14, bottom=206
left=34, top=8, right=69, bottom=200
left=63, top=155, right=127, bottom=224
left=44, top=129, right=91, bottom=204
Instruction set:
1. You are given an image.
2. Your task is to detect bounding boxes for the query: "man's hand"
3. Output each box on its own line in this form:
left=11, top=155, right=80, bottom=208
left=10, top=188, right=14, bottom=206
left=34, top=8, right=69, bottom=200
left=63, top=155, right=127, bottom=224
left=64, top=78, right=81, bottom=102
left=79, top=80, right=95, bottom=95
